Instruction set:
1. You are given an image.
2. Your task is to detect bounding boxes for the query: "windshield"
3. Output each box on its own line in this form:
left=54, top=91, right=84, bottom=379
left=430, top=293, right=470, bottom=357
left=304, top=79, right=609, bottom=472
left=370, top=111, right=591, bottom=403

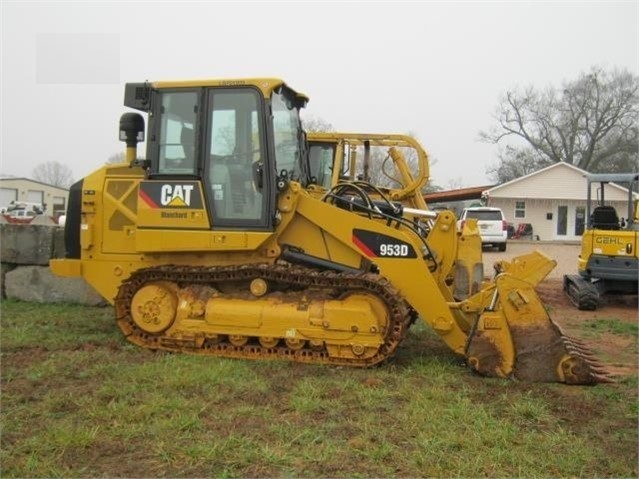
left=271, top=88, right=308, bottom=185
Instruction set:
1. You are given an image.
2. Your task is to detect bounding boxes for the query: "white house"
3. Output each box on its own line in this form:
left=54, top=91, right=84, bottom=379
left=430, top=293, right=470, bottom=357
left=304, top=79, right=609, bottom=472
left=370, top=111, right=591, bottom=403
left=0, top=177, right=69, bottom=215
left=482, top=163, right=637, bottom=242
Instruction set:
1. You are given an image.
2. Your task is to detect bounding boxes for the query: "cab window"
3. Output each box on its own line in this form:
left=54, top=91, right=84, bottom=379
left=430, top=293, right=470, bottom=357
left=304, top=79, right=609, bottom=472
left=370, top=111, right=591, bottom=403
left=157, top=91, right=198, bottom=175
left=308, top=143, right=335, bottom=189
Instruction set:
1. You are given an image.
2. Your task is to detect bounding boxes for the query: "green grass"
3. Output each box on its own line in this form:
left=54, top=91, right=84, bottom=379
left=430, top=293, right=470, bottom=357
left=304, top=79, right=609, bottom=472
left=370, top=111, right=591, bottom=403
left=581, top=317, right=639, bottom=337
left=1, top=300, right=637, bottom=478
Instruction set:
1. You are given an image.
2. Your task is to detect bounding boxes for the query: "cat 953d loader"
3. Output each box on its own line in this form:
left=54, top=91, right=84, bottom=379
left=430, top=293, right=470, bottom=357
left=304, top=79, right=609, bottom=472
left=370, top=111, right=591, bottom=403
left=563, top=173, right=639, bottom=310
left=50, top=77, right=609, bottom=384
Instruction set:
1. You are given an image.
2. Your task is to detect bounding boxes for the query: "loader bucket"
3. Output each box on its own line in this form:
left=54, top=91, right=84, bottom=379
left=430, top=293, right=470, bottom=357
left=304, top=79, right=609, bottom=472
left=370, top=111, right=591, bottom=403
left=466, top=274, right=612, bottom=384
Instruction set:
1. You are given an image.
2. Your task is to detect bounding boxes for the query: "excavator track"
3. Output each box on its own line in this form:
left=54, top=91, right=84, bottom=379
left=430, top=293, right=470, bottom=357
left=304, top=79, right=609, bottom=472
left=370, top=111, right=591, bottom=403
left=114, top=263, right=412, bottom=367
left=563, top=274, right=599, bottom=311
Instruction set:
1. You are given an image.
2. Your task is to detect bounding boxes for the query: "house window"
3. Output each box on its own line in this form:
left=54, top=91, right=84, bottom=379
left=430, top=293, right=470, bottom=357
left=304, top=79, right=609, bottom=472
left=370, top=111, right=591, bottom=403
left=0, top=188, right=17, bottom=206
left=27, top=190, right=44, bottom=204
left=53, top=196, right=66, bottom=214
left=514, top=201, right=526, bottom=218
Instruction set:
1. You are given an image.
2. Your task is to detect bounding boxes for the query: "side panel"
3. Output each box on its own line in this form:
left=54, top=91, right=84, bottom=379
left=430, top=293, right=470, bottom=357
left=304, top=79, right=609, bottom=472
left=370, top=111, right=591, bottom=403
left=579, top=229, right=638, bottom=278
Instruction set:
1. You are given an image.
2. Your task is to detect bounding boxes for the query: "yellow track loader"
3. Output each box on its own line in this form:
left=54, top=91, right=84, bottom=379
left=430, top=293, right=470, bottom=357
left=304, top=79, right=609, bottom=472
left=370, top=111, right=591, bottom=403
left=50, top=78, right=609, bottom=384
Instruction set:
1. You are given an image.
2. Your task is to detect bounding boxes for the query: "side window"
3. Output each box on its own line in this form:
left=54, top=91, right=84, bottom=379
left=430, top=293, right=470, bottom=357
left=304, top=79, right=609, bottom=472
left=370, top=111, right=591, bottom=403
left=271, top=90, right=304, bottom=182
left=158, top=91, right=198, bottom=175
left=207, top=89, right=265, bottom=225
left=308, top=144, right=335, bottom=189
left=514, top=201, right=526, bottom=218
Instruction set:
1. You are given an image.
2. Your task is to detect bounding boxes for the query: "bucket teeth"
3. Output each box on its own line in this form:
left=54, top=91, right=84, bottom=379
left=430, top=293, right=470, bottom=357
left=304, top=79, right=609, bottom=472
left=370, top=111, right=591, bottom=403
left=591, top=373, right=616, bottom=383
left=590, top=366, right=613, bottom=375
left=563, top=338, right=589, bottom=348
left=565, top=345, right=599, bottom=359
left=560, top=334, right=614, bottom=383
left=507, top=326, right=613, bottom=384
left=563, top=337, right=599, bottom=356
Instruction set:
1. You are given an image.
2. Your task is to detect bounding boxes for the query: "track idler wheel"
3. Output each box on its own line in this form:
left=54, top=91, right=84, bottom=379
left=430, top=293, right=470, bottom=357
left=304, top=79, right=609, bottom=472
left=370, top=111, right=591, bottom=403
left=130, top=281, right=178, bottom=334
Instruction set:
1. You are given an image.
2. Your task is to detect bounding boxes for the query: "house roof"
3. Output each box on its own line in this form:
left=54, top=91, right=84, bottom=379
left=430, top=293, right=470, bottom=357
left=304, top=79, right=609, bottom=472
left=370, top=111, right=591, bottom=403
left=0, top=177, right=69, bottom=192
left=483, top=162, right=637, bottom=200
left=484, top=162, right=587, bottom=194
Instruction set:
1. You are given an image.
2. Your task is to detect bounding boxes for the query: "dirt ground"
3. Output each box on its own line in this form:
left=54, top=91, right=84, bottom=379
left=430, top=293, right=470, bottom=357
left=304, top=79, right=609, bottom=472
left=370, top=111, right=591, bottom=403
left=484, top=240, right=638, bottom=378
left=483, top=240, right=583, bottom=279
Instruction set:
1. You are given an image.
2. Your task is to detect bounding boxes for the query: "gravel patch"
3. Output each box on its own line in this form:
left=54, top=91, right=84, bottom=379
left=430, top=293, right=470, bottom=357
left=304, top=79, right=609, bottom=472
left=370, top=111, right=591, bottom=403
left=482, top=240, right=580, bottom=279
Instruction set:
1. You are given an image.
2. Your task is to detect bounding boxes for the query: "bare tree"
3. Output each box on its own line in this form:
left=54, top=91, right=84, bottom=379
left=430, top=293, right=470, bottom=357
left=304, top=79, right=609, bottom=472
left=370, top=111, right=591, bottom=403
left=486, top=145, right=553, bottom=183
left=302, top=115, right=334, bottom=133
left=365, top=147, right=398, bottom=187
left=32, top=161, right=74, bottom=188
left=106, top=152, right=126, bottom=164
left=480, top=67, right=639, bottom=182
left=446, top=176, right=466, bottom=190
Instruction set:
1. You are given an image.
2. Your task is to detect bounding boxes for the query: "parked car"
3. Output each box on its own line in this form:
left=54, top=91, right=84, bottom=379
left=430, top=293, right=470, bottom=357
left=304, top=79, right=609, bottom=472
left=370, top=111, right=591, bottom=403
left=5, top=208, right=37, bottom=219
left=2, top=202, right=45, bottom=215
left=457, top=206, right=508, bottom=251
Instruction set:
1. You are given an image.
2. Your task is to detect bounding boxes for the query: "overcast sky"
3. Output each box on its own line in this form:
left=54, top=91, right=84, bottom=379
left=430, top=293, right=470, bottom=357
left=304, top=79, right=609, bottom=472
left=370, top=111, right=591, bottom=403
left=1, top=1, right=637, bottom=188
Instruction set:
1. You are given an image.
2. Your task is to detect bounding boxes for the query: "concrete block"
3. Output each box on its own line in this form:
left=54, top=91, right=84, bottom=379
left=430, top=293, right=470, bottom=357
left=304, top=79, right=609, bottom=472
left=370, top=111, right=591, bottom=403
left=31, top=216, right=59, bottom=226
left=0, top=262, right=17, bottom=298
left=0, top=224, right=56, bottom=265
left=52, top=227, right=66, bottom=259
left=5, top=266, right=106, bottom=306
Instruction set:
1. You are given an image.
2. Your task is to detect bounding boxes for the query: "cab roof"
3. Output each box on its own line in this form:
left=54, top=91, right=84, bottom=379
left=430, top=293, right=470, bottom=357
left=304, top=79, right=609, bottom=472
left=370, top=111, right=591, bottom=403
left=151, top=77, right=309, bottom=103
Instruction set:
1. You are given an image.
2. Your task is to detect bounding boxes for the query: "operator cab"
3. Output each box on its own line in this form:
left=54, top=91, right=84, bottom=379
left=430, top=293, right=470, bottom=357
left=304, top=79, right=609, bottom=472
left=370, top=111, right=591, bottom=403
left=587, top=173, right=639, bottom=231
left=121, top=79, right=310, bottom=231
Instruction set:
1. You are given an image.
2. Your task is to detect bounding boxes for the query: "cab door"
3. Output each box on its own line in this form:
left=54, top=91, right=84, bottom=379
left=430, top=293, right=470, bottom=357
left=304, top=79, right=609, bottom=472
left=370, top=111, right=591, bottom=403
left=204, top=88, right=272, bottom=230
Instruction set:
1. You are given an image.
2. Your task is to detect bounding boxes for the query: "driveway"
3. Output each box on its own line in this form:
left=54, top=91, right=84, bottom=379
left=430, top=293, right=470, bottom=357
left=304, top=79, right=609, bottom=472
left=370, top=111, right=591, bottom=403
left=482, top=240, right=580, bottom=279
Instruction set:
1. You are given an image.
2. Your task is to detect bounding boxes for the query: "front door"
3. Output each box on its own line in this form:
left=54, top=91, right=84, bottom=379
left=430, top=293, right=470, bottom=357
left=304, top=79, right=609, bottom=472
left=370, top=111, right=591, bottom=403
left=555, top=205, right=585, bottom=240
left=205, top=88, right=268, bottom=229
left=575, top=206, right=586, bottom=236
left=556, top=205, right=568, bottom=237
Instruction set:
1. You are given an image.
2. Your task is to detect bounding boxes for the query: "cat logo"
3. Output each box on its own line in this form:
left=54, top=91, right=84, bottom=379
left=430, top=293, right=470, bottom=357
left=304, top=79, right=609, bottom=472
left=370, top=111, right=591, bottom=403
left=138, top=181, right=203, bottom=210
left=160, top=184, right=194, bottom=207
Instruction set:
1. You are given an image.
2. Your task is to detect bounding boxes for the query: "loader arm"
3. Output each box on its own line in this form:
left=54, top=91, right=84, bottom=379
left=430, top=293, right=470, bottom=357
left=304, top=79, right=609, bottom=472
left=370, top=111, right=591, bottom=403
left=283, top=184, right=610, bottom=384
